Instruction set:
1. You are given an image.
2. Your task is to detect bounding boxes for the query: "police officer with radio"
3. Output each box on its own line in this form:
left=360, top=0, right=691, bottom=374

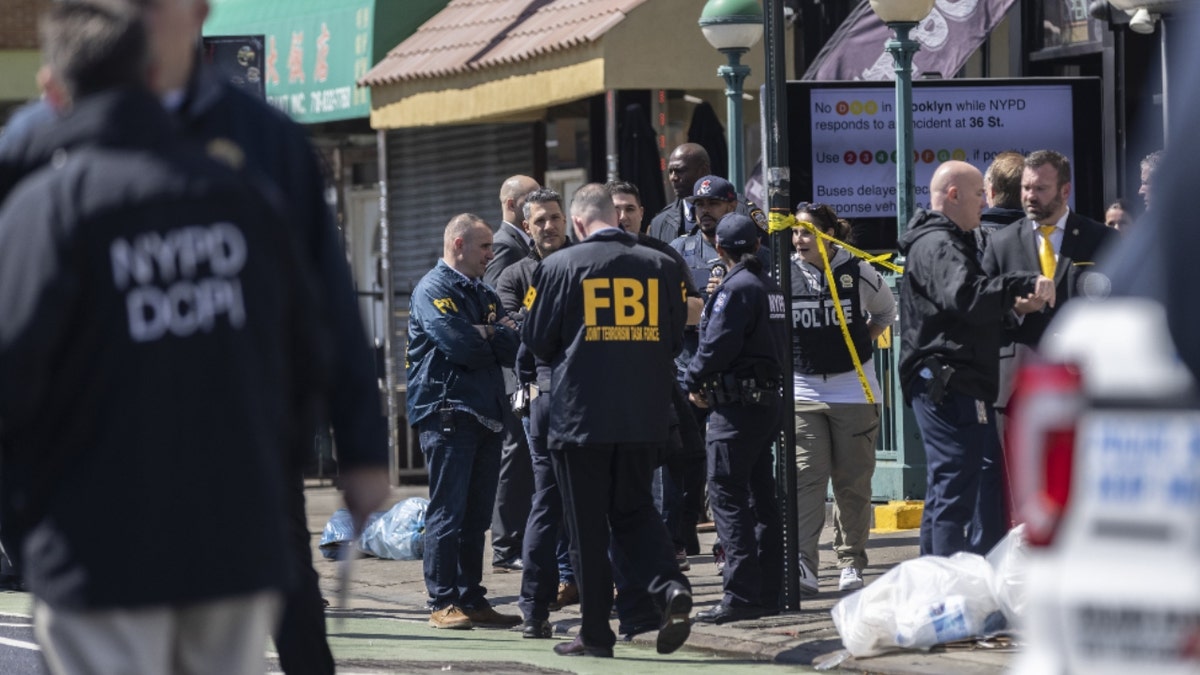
left=669, top=176, right=771, bottom=568
left=523, top=184, right=692, bottom=658
left=686, top=214, right=788, bottom=624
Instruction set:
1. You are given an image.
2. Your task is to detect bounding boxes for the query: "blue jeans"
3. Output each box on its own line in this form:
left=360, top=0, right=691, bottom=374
left=910, top=380, right=1005, bottom=557
left=418, top=411, right=502, bottom=610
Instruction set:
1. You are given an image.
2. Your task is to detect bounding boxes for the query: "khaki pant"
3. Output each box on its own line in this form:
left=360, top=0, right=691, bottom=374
left=794, top=400, right=880, bottom=571
left=35, top=591, right=281, bottom=675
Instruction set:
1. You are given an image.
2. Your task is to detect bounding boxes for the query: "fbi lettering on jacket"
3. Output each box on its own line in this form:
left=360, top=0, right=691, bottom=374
left=582, top=277, right=661, bottom=342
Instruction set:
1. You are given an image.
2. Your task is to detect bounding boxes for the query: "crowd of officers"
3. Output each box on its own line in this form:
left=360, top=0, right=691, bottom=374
left=407, top=137, right=1124, bottom=660
left=0, top=0, right=1142, bottom=671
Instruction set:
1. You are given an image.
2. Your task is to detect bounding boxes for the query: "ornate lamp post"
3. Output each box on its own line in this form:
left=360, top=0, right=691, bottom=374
left=868, top=1, right=936, bottom=506
left=869, top=0, right=935, bottom=240
left=699, top=0, right=764, bottom=191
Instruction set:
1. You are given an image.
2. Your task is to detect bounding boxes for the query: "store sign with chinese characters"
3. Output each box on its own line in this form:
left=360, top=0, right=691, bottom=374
left=204, top=2, right=373, bottom=123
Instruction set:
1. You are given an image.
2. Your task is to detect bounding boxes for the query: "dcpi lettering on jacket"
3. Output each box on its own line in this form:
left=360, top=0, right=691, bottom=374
left=110, top=222, right=248, bottom=342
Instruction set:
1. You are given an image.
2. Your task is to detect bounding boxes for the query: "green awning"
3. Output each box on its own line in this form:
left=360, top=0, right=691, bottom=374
left=202, top=0, right=445, bottom=123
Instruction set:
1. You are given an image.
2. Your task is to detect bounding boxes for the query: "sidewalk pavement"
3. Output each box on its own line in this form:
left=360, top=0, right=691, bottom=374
left=305, top=483, right=1015, bottom=674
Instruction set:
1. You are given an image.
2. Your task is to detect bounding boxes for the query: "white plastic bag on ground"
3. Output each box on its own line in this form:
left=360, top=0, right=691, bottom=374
left=985, top=524, right=1027, bottom=626
left=831, top=552, right=1002, bottom=657
left=318, top=508, right=382, bottom=560
left=360, top=497, right=429, bottom=560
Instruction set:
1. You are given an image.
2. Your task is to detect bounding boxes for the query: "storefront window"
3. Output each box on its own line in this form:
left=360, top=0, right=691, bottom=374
left=545, top=116, right=591, bottom=172
left=1041, top=0, right=1103, bottom=48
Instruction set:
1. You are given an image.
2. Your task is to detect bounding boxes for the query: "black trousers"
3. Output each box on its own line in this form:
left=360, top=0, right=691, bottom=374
left=706, top=403, right=783, bottom=610
left=552, top=443, right=689, bottom=649
left=274, top=464, right=334, bottom=675
left=492, top=406, right=533, bottom=564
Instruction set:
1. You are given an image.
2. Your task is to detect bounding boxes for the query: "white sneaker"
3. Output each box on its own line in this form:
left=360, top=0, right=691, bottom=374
left=838, top=567, right=864, bottom=592
left=797, top=559, right=819, bottom=597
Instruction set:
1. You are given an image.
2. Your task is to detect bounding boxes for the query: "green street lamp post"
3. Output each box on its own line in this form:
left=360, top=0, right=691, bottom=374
left=869, top=0, right=935, bottom=240
left=699, top=0, right=764, bottom=191
left=868, top=1, right=936, bottom=505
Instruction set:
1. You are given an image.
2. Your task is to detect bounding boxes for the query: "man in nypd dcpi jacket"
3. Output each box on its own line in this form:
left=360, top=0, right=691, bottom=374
left=406, top=214, right=522, bottom=630
left=0, top=4, right=324, bottom=668
left=1, top=1, right=391, bottom=669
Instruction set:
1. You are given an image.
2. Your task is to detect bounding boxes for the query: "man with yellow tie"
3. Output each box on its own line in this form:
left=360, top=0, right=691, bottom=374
left=982, top=150, right=1115, bottom=434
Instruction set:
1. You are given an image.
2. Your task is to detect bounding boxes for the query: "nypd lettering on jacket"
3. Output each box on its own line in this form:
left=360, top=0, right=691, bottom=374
left=110, top=222, right=248, bottom=342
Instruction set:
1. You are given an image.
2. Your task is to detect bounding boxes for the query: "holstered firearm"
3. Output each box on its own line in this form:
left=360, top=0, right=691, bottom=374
left=920, top=356, right=956, bottom=405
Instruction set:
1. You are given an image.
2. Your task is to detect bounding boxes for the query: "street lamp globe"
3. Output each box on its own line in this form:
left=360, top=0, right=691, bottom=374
left=699, top=0, right=763, bottom=192
left=699, top=0, right=765, bottom=52
left=868, top=0, right=936, bottom=24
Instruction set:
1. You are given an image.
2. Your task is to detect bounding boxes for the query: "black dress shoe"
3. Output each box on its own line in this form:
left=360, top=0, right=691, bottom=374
left=693, top=603, right=768, bottom=625
left=522, top=618, right=553, bottom=639
left=552, top=635, right=613, bottom=657
left=618, top=621, right=658, bottom=642
left=492, top=558, right=524, bottom=573
left=656, top=586, right=692, bottom=655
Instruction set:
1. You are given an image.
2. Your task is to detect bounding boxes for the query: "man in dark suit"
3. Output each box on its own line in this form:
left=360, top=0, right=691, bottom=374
left=484, top=175, right=539, bottom=288
left=647, top=144, right=764, bottom=242
left=485, top=174, right=540, bottom=572
left=982, top=150, right=1115, bottom=430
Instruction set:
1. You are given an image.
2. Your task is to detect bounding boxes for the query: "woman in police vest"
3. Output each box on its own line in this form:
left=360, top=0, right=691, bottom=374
left=790, top=203, right=896, bottom=595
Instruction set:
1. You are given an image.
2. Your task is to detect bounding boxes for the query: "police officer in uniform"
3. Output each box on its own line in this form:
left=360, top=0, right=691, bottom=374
left=523, top=184, right=692, bottom=658
left=686, top=214, right=788, bottom=624
left=670, top=175, right=771, bottom=570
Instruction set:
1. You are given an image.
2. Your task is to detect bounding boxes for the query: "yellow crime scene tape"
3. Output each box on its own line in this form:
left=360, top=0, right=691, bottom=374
left=766, top=210, right=905, bottom=404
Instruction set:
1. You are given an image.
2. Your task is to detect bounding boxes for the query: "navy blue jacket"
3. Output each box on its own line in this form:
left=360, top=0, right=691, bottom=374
left=177, top=66, right=387, bottom=470
left=523, top=228, right=686, bottom=447
left=685, top=260, right=787, bottom=394
left=0, top=68, right=387, bottom=472
left=406, top=261, right=519, bottom=428
left=0, top=88, right=317, bottom=609
left=668, top=229, right=772, bottom=383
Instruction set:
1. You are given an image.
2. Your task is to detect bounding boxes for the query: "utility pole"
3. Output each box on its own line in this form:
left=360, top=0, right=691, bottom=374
left=762, top=0, right=798, bottom=611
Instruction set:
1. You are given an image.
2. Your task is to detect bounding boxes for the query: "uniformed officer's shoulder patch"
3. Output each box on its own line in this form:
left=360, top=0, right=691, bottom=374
left=206, top=137, right=245, bottom=169
left=432, top=297, right=459, bottom=314
left=839, top=273, right=853, bottom=289
left=713, top=290, right=729, bottom=314
left=523, top=286, right=537, bottom=311
left=747, top=201, right=768, bottom=229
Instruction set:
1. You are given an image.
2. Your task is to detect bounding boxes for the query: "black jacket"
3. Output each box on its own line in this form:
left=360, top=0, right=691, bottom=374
left=178, top=65, right=386, bottom=471
left=647, top=196, right=764, bottom=244
left=979, top=206, right=1025, bottom=232
left=0, top=88, right=320, bottom=609
left=684, top=260, right=787, bottom=441
left=897, top=208, right=1038, bottom=403
left=523, top=229, right=686, bottom=447
left=484, top=221, right=532, bottom=288
left=981, top=212, right=1114, bottom=406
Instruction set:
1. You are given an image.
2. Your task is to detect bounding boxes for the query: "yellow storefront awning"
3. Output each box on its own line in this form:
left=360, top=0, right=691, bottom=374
left=360, top=0, right=770, bottom=129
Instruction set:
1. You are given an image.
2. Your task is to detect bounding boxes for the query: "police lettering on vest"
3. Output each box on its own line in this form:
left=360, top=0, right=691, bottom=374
left=792, top=258, right=872, bottom=375
left=110, top=222, right=249, bottom=342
